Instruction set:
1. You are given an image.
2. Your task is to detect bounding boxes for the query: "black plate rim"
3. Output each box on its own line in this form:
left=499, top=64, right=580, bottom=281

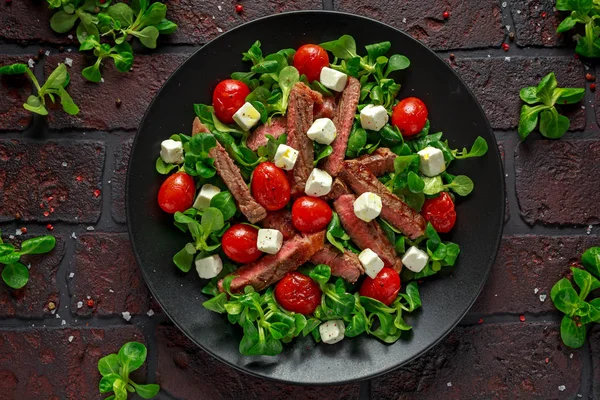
left=126, top=9, right=505, bottom=385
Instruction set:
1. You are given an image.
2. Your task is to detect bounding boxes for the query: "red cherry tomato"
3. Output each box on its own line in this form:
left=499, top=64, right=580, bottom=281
left=251, top=162, right=291, bottom=211
left=222, top=224, right=262, bottom=264
left=212, top=79, right=250, bottom=124
left=359, top=267, right=401, bottom=306
left=291, top=196, right=332, bottom=233
left=158, top=172, right=196, bottom=214
left=391, top=97, right=429, bottom=137
left=275, top=272, right=322, bottom=314
left=293, top=44, right=329, bottom=82
left=422, top=192, right=457, bottom=233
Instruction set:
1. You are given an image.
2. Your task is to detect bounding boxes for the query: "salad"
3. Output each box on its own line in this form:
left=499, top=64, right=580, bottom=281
left=155, top=35, right=488, bottom=356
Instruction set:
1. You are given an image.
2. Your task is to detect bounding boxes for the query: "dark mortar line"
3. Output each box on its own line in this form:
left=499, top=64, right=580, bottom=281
left=497, top=129, right=519, bottom=231
left=499, top=0, right=515, bottom=46
left=358, top=379, right=371, bottom=400
left=55, top=232, right=76, bottom=324
left=460, top=312, right=561, bottom=326
left=579, top=339, right=592, bottom=400
left=437, top=46, right=579, bottom=59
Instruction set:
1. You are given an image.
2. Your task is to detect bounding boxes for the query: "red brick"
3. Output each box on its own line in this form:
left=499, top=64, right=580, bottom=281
left=515, top=140, right=600, bottom=226
left=510, top=0, right=566, bottom=47
left=334, top=0, right=503, bottom=50
left=0, top=326, right=144, bottom=400
left=166, top=0, right=322, bottom=44
left=372, top=323, right=582, bottom=400
left=0, top=235, right=65, bottom=318
left=156, top=324, right=360, bottom=399
left=69, top=233, right=150, bottom=316
left=111, top=139, right=132, bottom=224
left=472, top=235, right=597, bottom=314
left=0, top=55, right=34, bottom=131
left=591, top=325, right=600, bottom=398
left=0, top=1, right=70, bottom=44
left=451, top=57, right=585, bottom=130
left=45, top=53, right=190, bottom=131
left=0, top=140, right=104, bottom=223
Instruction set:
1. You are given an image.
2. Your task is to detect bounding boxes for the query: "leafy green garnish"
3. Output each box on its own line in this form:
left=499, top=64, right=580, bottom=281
left=556, top=0, right=600, bottom=58
left=0, top=234, right=56, bottom=289
left=518, top=72, right=584, bottom=140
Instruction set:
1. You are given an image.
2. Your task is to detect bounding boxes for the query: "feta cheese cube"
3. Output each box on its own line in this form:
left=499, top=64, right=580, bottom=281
left=257, top=229, right=283, bottom=254
left=320, top=67, right=348, bottom=92
left=160, top=139, right=184, bottom=164
left=305, top=168, right=332, bottom=197
left=307, top=118, right=337, bottom=145
left=195, top=254, right=223, bottom=279
left=401, top=246, right=429, bottom=273
left=319, top=319, right=345, bottom=344
left=193, top=184, right=221, bottom=210
left=417, top=146, right=446, bottom=177
left=274, top=144, right=299, bottom=171
left=353, top=192, right=382, bottom=222
left=358, top=248, right=385, bottom=279
left=360, top=104, right=389, bottom=132
left=232, top=102, right=261, bottom=131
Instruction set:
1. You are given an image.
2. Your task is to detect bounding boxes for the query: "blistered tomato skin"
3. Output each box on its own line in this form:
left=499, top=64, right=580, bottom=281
left=275, top=272, right=322, bottom=314
left=157, top=172, right=196, bottom=214
left=291, top=196, right=333, bottom=233
left=391, top=97, right=429, bottom=137
left=251, top=162, right=291, bottom=211
left=212, top=79, right=251, bottom=124
left=359, top=267, right=401, bottom=306
left=422, top=192, right=457, bottom=233
left=222, top=224, right=262, bottom=264
left=293, top=44, right=330, bottom=82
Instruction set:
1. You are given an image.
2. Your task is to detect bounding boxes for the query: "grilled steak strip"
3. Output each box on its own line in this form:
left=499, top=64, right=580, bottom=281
left=323, top=178, right=350, bottom=201
left=334, top=194, right=403, bottom=272
left=246, top=116, right=287, bottom=151
left=259, top=209, right=296, bottom=241
left=313, top=96, right=337, bottom=120
left=354, top=147, right=397, bottom=176
left=286, top=83, right=322, bottom=197
left=192, top=117, right=211, bottom=135
left=310, top=244, right=364, bottom=283
left=340, top=161, right=426, bottom=239
left=323, top=77, right=361, bottom=176
left=218, top=231, right=325, bottom=293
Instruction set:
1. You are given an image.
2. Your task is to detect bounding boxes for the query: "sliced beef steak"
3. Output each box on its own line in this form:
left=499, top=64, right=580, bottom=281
left=310, top=244, right=364, bottom=283
left=323, top=77, right=361, bottom=177
left=313, top=96, right=337, bottom=119
left=334, top=194, right=403, bottom=272
left=354, top=147, right=397, bottom=176
left=259, top=209, right=296, bottom=241
left=340, top=161, right=426, bottom=239
left=219, top=231, right=325, bottom=293
left=323, top=178, right=350, bottom=201
left=246, top=116, right=287, bottom=151
left=286, top=83, right=322, bottom=197
left=192, top=117, right=211, bottom=135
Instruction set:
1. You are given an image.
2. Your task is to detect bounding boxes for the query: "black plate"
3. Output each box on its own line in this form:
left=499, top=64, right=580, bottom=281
left=127, top=11, right=504, bottom=385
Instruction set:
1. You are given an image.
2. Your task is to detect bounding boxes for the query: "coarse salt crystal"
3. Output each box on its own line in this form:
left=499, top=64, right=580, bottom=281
left=505, top=25, right=511, bottom=31
left=100, top=78, right=104, bottom=83
left=402, top=18, right=407, bottom=23
left=504, top=57, right=511, bottom=62
left=539, top=294, right=547, bottom=302
left=558, top=385, right=566, bottom=392
left=502, top=2, right=507, bottom=7
left=67, top=34, right=73, bottom=39
left=517, top=9, right=521, bottom=14
left=62, top=161, right=68, bottom=167
left=68, top=336, right=74, bottom=342
left=86, top=226, right=94, bottom=231
left=27, top=264, right=31, bottom=270
left=64, top=58, right=73, bottom=67
left=109, top=289, right=114, bottom=293
left=45, top=50, right=50, bottom=56
left=8, top=235, right=14, bottom=240
left=147, top=309, right=155, bottom=317
left=28, top=59, right=35, bottom=68
left=122, top=311, right=132, bottom=321
left=69, top=272, right=75, bottom=279
left=71, top=232, right=77, bottom=239
left=447, top=382, right=452, bottom=387
left=217, top=27, right=223, bottom=32
left=77, top=301, right=83, bottom=308
left=534, top=288, right=539, bottom=294
left=587, top=225, right=593, bottom=235
left=570, top=353, right=573, bottom=359
left=61, top=320, right=66, bottom=325
left=217, top=5, right=221, bottom=10
left=581, top=105, right=586, bottom=110
left=15, top=229, right=22, bottom=236
left=51, top=309, right=56, bottom=314
left=86, top=295, right=91, bottom=300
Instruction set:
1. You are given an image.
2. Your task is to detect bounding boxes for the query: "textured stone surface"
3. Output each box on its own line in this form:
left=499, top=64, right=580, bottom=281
left=472, top=235, right=598, bottom=314
left=591, top=325, right=600, bottom=399
left=450, top=56, right=586, bottom=130
left=0, top=235, right=65, bottom=318
left=0, top=1, right=70, bottom=44
left=166, top=0, right=322, bottom=44
left=0, top=140, right=104, bottom=223
left=111, top=139, right=133, bottom=224
left=510, top=0, right=567, bottom=47
left=69, top=233, right=150, bottom=316
left=515, top=140, right=600, bottom=226
left=0, top=55, right=34, bottom=131
left=372, top=323, right=583, bottom=400
left=156, top=324, right=361, bottom=400
left=45, top=53, right=190, bottom=131
left=0, top=326, right=144, bottom=400
left=334, top=0, right=504, bottom=50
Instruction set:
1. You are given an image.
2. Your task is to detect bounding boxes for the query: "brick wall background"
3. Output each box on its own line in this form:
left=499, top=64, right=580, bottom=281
left=1, top=0, right=599, bottom=399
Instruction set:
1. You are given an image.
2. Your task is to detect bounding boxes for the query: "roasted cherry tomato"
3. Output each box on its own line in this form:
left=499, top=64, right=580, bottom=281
left=157, top=172, right=195, bottom=214
left=422, top=192, right=457, bottom=233
left=391, top=97, right=429, bottom=137
left=275, top=272, right=322, bottom=314
left=359, top=267, right=401, bottom=306
left=251, top=162, right=291, bottom=211
left=222, top=224, right=262, bottom=264
left=291, top=196, right=332, bottom=233
left=212, top=79, right=250, bottom=124
left=293, top=44, right=329, bottom=82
